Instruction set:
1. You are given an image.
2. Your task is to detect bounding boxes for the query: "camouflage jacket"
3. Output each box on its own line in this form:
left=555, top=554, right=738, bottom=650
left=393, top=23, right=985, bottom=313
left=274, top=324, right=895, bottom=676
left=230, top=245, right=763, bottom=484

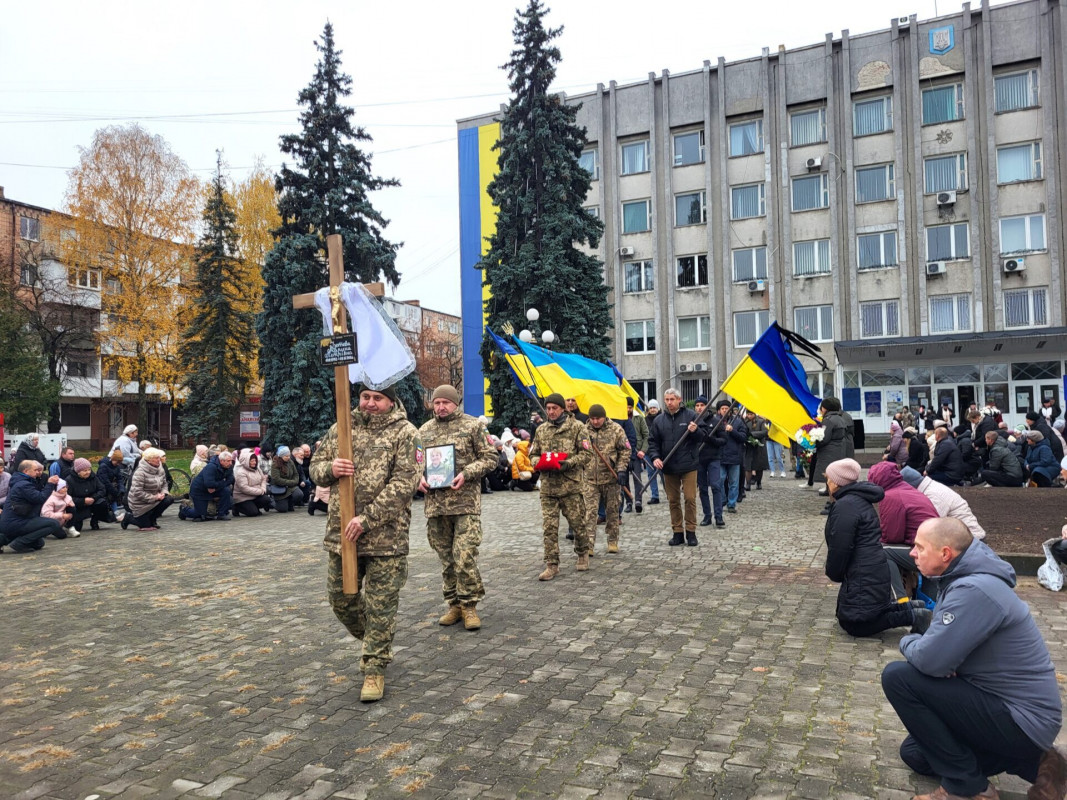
left=584, top=419, right=631, bottom=485
left=309, top=403, right=422, bottom=557
left=631, top=412, right=650, bottom=454
left=529, top=414, right=591, bottom=497
left=418, top=408, right=498, bottom=518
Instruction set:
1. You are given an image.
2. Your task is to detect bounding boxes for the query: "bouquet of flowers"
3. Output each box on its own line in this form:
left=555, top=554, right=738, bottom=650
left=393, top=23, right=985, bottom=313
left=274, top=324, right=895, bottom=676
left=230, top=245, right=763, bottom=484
left=794, top=423, right=824, bottom=452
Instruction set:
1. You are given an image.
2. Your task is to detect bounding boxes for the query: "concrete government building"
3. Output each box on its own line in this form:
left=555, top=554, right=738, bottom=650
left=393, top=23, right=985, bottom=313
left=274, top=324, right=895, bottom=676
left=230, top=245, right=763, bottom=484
left=458, top=0, right=1067, bottom=434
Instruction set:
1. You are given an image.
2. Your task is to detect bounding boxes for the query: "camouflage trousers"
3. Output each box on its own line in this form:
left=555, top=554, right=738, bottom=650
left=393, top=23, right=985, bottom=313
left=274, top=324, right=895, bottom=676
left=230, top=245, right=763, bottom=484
left=583, top=481, right=620, bottom=548
left=541, top=492, right=589, bottom=564
left=426, top=514, right=485, bottom=607
left=327, top=552, right=408, bottom=676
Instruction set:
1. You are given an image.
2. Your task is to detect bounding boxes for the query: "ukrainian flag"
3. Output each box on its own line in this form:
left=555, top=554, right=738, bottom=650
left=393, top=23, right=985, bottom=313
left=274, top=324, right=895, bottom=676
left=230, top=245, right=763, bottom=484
left=719, top=323, right=822, bottom=446
left=485, top=327, right=633, bottom=419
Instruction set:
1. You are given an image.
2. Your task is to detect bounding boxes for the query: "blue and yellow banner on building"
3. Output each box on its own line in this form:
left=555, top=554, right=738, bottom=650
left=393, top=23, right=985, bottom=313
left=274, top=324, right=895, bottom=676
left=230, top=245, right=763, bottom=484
left=458, top=122, right=501, bottom=416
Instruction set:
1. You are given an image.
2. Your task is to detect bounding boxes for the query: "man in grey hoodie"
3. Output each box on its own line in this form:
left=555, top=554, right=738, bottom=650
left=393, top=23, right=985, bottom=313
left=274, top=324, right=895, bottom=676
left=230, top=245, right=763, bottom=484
left=881, top=517, right=1065, bottom=800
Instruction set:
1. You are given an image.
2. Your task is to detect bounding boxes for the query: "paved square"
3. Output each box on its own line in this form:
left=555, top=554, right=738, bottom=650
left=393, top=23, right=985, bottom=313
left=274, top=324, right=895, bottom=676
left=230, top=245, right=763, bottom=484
left=1, top=480, right=1063, bottom=799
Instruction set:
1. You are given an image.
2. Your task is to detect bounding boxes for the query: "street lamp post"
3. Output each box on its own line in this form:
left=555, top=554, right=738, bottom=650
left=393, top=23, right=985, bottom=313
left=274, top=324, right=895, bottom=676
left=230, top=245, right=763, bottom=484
left=519, top=307, right=554, bottom=347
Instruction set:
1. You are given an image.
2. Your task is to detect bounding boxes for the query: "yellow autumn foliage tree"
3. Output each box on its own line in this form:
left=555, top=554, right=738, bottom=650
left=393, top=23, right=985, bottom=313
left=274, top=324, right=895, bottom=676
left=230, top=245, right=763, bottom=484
left=230, top=157, right=280, bottom=383
left=63, top=124, right=201, bottom=431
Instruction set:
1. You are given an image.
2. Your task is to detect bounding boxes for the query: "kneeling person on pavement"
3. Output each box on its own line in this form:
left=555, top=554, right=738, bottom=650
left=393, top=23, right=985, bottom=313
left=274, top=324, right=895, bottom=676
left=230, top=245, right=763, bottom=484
left=418, top=384, right=498, bottom=631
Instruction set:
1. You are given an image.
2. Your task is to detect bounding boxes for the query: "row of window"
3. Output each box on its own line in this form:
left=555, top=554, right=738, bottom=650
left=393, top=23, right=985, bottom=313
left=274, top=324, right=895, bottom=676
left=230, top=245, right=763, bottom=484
left=582, top=69, right=1041, bottom=178
left=616, top=144, right=1042, bottom=233
left=624, top=286, right=1049, bottom=354
left=619, top=215, right=1046, bottom=289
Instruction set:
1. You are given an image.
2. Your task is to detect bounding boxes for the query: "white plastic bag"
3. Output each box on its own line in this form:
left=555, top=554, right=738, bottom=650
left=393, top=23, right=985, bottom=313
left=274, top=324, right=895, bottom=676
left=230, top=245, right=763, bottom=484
left=1038, top=538, right=1064, bottom=592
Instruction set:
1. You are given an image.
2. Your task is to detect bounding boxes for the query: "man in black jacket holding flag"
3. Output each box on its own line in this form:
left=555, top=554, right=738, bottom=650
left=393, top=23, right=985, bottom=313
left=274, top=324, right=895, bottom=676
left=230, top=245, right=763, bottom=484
left=648, top=388, right=702, bottom=547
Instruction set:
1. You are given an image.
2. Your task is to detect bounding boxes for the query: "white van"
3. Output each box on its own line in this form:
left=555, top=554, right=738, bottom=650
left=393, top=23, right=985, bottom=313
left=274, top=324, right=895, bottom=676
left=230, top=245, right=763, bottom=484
left=4, top=433, right=68, bottom=468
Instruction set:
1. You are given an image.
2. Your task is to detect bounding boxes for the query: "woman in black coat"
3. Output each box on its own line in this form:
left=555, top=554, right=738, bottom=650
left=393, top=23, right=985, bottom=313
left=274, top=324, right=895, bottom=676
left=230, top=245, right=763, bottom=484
left=66, top=459, right=112, bottom=531
left=823, top=458, right=928, bottom=637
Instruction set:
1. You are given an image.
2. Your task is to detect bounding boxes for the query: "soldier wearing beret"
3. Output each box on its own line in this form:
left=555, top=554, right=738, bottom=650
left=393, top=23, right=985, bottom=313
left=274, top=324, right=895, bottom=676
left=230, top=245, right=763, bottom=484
left=529, top=393, right=593, bottom=580
left=309, top=383, right=422, bottom=703
left=583, top=404, right=630, bottom=554
left=418, top=384, right=499, bottom=631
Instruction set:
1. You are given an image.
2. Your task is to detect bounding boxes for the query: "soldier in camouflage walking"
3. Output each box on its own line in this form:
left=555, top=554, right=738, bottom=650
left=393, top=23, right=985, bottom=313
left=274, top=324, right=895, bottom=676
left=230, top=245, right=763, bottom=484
left=309, top=384, right=422, bottom=704
left=418, top=384, right=499, bottom=631
left=529, top=393, right=593, bottom=580
left=583, top=404, right=631, bottom=554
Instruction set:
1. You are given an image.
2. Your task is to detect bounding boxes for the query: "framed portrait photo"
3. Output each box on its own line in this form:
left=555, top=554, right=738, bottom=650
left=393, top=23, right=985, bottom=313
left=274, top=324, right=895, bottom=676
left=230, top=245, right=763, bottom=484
left=425, top=444, right=456, bottom=489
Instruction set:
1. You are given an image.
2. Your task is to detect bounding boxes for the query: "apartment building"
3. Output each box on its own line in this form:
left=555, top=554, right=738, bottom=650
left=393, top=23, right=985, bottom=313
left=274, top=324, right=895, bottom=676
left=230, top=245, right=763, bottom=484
left=378, top=289, right=464, bottom=402
left=459, top=0, right=1067, bottom=432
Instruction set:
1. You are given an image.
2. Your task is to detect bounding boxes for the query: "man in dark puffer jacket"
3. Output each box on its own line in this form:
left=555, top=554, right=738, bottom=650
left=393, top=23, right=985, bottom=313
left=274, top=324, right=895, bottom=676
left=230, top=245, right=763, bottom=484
left=823, top=458, right=930, bottom=637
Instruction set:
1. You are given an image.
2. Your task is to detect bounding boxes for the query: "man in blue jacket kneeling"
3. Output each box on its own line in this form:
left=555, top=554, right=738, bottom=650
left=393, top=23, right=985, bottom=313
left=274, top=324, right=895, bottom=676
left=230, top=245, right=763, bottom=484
left=882, top=517, right=1066, bottom=800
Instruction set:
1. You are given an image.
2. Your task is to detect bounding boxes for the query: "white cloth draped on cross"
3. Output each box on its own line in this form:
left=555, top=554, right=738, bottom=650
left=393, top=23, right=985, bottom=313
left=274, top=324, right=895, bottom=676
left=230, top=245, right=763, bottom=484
left=313, top=282, right=416, bottom=390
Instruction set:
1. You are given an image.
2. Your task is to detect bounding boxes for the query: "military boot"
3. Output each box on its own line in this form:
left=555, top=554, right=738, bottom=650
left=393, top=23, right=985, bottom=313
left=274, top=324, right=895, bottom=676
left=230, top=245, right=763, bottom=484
left=461, top=604, right=481, bottom=631
left=360, top=674, right=385, bottom=703
left=439, top=605, right=462, bottom=626
left=538, top=563, right=559, bottom=581
left=576, top=554, right=590, bottom=571
left=607, top=541, right=619, bottom=554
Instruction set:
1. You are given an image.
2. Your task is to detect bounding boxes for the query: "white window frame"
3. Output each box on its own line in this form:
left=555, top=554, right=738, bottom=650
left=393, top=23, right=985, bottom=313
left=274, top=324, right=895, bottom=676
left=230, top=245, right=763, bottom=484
left=793, top=239, right=831, bottom=277
left=855, top=163, right=895, bottom=203
left=793, top=305, right=834, bottom=343
left=728, top=119, right=764, bottom=157
left=19, top=215, right=40, bottom=241
left=673, top=130, right=705, bottom=167
left=999, top=213, right=1046, bottom=255
left=994, top=69, right=1039, bottom=113
left=730, top=183, right=766, bottom=220
left=860, top=299, right=901, bottom=338
left=923, top=153, right=968, bottom=193
left=677, top=316, right=712, bottom=351
left=996, top=141, right=1042, bottom=184
left=622, top=199, right=651, bottom=234
left=929, top=294, right=972, bottom=334
left=625, top=320, right=656, bottom=353
left=71, top=268, right=102, bottom=291
left=857, top=231, right=898, bottom=270
left=620, top=140, right=650, bottom=175
left=732, top=247, right=768, bottom=282
left=791, top=174, right=829, bottom=212
left=853, top=96, right=893, bottom=136
left=584, top=205, right=600, bottom=219
left=674, top=190, right=707, bottom=227
left=921, top=83, right=965, bottom=125
left=579, top=147, right=599, bottom=180
left=1004, top=287, right=1048, bottom=330
left=676, top=254, right=709, bottom=288
left=789, top=108, right=827, bottom=146
left=622, top=260, right=654, bottom=294
left=733, top=310, right=770, bottom=348
left=925, top=222, right=969, bottom=262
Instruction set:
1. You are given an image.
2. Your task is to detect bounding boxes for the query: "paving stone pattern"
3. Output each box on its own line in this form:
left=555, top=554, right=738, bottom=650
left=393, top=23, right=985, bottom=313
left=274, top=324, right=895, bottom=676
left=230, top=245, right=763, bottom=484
left=1, top=478, right=1063, bottom=799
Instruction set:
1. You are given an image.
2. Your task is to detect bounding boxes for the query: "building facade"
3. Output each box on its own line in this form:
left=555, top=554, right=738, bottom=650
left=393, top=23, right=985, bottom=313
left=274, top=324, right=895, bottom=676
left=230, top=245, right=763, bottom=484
left=378, top=289, right=463, bottom=402
left=459, top=0, right=1067, bottom=433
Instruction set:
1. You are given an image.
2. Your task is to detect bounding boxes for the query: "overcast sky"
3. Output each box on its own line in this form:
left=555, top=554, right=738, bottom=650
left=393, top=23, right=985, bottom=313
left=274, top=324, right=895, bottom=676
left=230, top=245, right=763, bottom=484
left=2, top=0, right=980, bottom=316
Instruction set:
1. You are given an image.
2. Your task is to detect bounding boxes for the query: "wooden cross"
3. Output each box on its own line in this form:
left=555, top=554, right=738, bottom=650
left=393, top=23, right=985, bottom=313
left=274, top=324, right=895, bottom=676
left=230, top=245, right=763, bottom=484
left=292, top=233, right=358, bottom=595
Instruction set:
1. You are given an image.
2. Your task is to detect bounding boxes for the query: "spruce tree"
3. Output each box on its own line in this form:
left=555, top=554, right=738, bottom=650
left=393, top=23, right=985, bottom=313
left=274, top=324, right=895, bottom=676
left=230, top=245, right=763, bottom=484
left=257, top=22, right=400, bottom=447
left=179, top=155, right=256, bottom=443
left=479, top=0, right=611, bottom=428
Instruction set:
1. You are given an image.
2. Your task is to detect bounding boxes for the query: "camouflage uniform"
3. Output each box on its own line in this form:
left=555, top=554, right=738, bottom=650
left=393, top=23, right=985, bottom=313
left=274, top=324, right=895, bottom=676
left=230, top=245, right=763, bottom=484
left=309, top=402, right=421, bottom=677
left=418, top=408, right=498, bottom=607
left=583, top=418, right=630, bottom=549
left=529, top=414, right=592, bottom=564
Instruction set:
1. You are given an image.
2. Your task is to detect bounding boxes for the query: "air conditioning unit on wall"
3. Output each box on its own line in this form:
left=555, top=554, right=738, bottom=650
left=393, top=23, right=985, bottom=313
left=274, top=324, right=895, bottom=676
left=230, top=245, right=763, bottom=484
left=1003, top=257, right=1025, bottom=273
left=679, top=364, right=692, bottom=373
left=806, top=157, right=822, bottom=170
left=926, top=261, right=948, bottom=276
left=619, top=246, right=635, bottom=257
left=936, top=191, right=957, bottom=207
left=748, top=279, right=766, bottom=293
left=694, top=362, right=709, bottom=372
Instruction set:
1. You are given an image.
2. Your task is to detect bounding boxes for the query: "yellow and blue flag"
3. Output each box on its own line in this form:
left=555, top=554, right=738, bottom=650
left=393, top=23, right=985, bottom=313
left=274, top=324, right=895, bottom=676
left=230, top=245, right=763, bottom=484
left=720, top=323, right=823, bottom=446
left=485, top=327, right=633, bottom=419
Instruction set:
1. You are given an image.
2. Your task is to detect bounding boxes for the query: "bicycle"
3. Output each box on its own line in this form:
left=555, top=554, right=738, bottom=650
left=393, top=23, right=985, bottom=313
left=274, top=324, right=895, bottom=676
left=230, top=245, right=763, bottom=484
left=167, top=467, right=191, bottom=500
